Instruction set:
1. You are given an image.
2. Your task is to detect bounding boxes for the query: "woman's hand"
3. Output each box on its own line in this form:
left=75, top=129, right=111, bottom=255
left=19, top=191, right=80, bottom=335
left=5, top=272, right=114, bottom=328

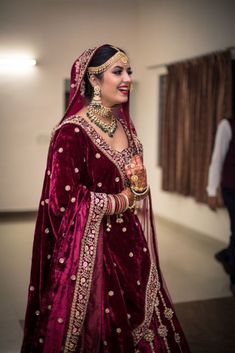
left=124, top=155, right=147, bottom=191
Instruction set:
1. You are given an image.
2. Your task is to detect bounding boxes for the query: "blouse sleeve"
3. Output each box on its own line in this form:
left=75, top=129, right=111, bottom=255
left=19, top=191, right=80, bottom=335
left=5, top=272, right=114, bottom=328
left=47, top=123, right=129, bottom=239
left=48, top=123, right=108, bottom=239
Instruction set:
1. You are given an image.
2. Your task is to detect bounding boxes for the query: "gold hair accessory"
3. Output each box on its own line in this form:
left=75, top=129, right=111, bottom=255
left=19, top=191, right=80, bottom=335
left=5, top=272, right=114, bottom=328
left=88, top=50, right=129, bottom=75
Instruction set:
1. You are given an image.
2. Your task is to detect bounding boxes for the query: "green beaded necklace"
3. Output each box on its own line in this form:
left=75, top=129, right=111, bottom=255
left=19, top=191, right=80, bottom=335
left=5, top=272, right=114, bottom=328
left=87, top=105, right=117, bottom=138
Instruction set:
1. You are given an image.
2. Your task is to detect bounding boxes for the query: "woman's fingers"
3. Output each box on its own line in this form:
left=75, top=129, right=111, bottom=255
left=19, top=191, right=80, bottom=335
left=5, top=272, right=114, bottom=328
left=133, top=155, right=142, bottom=167
left=124, top=156, right=146, bottom=183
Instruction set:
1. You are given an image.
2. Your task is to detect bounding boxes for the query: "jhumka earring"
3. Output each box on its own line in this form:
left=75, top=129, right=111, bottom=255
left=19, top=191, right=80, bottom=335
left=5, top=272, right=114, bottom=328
left=90, top=85, right=102, bottom=108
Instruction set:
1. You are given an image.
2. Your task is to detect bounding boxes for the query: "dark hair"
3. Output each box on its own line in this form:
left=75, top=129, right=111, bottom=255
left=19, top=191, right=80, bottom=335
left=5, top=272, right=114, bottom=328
left=84, top=45, right=126, bottom=100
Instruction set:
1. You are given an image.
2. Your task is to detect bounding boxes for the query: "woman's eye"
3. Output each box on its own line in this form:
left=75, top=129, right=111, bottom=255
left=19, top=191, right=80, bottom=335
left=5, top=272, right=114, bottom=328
left=113, top=70, right=122, bottom=75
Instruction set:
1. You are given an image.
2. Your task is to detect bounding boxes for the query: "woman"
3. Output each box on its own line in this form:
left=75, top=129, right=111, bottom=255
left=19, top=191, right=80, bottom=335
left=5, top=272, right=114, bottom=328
left=21, top=44, right=190, bottom=353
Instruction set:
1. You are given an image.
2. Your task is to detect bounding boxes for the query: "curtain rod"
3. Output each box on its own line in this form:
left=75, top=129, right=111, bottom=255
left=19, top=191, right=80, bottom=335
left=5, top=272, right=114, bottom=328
left=147, top=46, right=235, bottom=70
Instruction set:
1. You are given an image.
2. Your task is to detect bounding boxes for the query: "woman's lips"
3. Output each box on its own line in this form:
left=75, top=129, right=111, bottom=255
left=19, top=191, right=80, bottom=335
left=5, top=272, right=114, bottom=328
left=118, top=86, right=129, bottom=95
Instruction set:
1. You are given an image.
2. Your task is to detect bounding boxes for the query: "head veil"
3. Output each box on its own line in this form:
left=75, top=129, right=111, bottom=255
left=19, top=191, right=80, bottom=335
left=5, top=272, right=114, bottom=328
left=62, top=44, right=160, bottom=266
left=60, top=44, right=137, bottom=141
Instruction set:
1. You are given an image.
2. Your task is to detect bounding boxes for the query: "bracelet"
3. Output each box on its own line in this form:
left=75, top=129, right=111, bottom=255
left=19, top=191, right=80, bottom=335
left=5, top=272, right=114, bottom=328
left=121, top=193, right=129, bottom=212
left=106, top=193, right=130, bottom=215
left=131, top=185, right=149, bottom=200
left=131, top=185, right=147, bottom=193
left=106, top=195, right=116, bottom=215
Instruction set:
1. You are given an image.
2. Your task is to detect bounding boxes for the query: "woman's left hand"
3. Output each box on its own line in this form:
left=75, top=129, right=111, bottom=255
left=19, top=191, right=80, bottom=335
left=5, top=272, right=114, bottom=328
left=124, top=155, right=147, bottom=190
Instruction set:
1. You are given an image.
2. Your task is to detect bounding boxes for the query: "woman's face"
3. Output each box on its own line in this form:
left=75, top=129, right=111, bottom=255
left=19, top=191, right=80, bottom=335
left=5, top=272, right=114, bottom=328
left=96, top=60, right=133, bottom=108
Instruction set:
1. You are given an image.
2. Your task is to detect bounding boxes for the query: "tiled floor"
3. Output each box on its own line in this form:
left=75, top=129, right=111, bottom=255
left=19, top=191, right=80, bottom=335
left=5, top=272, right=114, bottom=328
left=0, top=214, right=232, bottom=352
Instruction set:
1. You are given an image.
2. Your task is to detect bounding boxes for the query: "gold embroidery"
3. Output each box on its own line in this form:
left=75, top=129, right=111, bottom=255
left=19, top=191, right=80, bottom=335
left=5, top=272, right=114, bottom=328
left=158, top=290, right=182, bottom=351
left=77, top=117, right=131, bottom=185
left=154, top=299, right=171, bottom=353
left=51, top=115, right=143, bottom=191
left=144, top=329, right=156, bottom=353
left=132, top=263, right=160, bottom=345
left=63, top=192, right=107, bottom=353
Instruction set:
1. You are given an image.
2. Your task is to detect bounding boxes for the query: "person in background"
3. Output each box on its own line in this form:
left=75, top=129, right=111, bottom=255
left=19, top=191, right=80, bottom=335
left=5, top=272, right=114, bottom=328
left=207, top=117, right=235, bottom=296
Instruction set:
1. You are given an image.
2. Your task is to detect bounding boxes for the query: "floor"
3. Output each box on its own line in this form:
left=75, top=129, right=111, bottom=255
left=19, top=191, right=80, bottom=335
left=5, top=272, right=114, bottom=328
left=0, top=214, right=233, bottom=353
left=175, top=296, right=235, bottom=353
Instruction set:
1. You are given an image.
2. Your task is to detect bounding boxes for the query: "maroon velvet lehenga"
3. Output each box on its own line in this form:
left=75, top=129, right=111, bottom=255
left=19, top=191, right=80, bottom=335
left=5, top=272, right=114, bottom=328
left=21, top=46, right=191, bottom=353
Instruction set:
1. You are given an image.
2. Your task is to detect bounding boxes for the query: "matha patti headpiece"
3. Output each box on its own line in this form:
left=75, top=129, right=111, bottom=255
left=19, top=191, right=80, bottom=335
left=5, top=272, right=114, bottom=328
left=88, top=48, right=129, bottom=75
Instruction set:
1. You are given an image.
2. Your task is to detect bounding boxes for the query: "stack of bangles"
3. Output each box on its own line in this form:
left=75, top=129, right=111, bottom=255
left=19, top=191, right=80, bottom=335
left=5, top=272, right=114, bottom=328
left=106, top=185, right=149, bottom=216
left=106, top=193, right=129, bottom=215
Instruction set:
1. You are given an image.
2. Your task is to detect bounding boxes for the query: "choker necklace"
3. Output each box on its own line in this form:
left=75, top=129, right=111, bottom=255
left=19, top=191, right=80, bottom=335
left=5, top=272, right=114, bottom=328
left=87, top=105, right=117, bottom=138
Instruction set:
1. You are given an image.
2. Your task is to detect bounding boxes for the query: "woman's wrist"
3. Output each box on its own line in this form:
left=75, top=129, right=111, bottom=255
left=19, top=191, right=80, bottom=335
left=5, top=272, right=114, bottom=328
left=106, top=189, right=131, bottom=215
left=120, top=188, right=134, bottom=208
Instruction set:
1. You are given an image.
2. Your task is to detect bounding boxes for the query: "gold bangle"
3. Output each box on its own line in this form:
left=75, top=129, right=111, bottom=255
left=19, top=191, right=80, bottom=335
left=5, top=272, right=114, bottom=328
left=131, top=185, right=149, bottom=199
left=131, top=185, right=148, bottom=194
left=131, top=186, right=146, bottom=193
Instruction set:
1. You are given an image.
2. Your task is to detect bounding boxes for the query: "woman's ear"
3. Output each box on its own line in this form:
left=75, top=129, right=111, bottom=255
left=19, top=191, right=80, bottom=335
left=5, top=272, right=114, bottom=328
left=88, top=74, right=99, bottom=88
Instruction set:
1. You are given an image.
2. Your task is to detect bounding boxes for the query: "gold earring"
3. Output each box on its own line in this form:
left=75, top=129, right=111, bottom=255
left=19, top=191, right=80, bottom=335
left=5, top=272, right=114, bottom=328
left=91, top=85, right=102, bottom=107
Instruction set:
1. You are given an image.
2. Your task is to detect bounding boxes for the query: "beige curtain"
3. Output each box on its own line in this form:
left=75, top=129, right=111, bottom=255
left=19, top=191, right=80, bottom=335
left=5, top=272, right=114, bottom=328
left=161, top=50, right=232, bottom=203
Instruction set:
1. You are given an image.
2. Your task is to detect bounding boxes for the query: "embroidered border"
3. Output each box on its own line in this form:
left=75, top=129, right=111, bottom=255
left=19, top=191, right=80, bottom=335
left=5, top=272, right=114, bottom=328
left=52, top=115, right=143, bottom=189
left=63, top=192, right=107, bottom=353
left=132, top=263, right=160, bottom=346
left=77, top=117, right=131, bottom=185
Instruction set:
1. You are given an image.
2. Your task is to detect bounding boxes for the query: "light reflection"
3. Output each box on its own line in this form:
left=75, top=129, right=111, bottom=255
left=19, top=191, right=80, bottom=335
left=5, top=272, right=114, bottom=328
left=0, top=55, right=37, bottom=73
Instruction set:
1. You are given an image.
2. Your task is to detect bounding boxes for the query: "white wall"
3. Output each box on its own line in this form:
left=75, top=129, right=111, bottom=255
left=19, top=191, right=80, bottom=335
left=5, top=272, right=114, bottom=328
left=1, top=0, right=234, bottom=242
left=0, top=0, right=139, bottom=211
left=133, top=0, right=235, bottom=242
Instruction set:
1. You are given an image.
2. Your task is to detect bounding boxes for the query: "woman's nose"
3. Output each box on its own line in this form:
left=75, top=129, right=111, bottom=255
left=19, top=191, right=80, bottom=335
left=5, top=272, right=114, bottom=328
left=123, top=71, right=131, bottom=82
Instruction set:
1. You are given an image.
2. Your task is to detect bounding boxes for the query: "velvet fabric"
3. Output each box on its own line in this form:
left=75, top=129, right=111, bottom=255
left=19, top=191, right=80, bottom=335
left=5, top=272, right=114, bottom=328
left=21, top=45, right=191, bottom=353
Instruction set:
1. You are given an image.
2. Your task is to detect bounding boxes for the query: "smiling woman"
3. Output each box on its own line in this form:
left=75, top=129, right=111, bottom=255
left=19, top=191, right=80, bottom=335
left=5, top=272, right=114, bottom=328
left=21, top=44, right=191, bottom=353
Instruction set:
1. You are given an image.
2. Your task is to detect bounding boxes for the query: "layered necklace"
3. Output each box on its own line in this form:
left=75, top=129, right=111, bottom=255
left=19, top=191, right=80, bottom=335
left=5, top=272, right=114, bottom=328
left=86, top=89, right=118, bottom=138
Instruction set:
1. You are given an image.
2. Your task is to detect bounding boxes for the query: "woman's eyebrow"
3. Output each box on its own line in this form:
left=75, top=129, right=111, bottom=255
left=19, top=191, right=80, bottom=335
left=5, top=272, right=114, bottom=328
left=112, top=65, right=132, bottom=70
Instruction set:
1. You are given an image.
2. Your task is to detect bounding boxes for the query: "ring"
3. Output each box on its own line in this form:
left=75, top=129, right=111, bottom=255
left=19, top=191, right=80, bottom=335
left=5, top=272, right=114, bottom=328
left=131, top=175, right=139, bottom=183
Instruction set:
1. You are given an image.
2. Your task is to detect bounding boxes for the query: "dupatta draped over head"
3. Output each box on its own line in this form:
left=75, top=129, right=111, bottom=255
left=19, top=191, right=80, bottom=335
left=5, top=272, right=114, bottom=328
left=21, top=45, right=190, bottom=353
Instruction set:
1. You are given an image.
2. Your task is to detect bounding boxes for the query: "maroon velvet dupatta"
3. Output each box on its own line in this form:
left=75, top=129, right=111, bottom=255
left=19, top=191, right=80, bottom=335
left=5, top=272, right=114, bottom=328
left=21, top=45, right=191, bottom=353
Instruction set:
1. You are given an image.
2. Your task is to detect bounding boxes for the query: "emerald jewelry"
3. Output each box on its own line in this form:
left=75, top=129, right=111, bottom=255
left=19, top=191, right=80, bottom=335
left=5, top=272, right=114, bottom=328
left=87, top=85, right=117, bottom=137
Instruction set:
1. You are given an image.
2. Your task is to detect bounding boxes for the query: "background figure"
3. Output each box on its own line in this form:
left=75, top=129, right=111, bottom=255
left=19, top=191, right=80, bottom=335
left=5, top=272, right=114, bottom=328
left=207, top=117, right=235, bottom=295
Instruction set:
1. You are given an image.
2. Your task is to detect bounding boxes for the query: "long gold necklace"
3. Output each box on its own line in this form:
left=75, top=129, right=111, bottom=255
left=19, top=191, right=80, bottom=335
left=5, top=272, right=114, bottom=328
left=87, top=105, right=117, bottom=138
